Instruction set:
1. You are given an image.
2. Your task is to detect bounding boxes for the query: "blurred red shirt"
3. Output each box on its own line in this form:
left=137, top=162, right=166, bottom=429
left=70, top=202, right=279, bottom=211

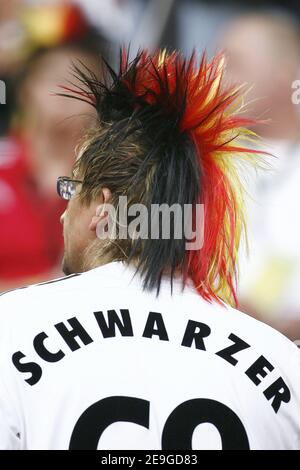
left=0, top=135, right=66, bottom=282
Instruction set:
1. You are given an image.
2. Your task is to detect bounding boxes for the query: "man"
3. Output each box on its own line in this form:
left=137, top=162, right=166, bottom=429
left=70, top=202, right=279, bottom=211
left=0, top=49, right=299, bottom=450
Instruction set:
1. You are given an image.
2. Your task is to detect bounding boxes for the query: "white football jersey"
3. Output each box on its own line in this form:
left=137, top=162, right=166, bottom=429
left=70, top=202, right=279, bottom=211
left=0, top=261, right=299, bottom=450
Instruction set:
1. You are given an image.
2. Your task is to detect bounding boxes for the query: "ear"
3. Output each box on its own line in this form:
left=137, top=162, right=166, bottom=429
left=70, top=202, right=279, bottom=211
left=89, top=187, right=112, bottom=233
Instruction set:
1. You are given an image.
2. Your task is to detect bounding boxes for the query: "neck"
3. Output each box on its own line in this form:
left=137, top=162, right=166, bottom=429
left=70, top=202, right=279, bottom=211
left=81, top=239, right=116, bottom=272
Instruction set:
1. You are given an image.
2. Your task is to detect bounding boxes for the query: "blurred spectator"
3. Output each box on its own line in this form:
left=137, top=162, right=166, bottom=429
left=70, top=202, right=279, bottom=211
left=73, top=0, right=140, bottom=43
left=0, top=0, right=24, bottom=135
left=0, top=3, right=104, bottom=291
left=73, top=0, right=176, bottom=54
left=221, top=11, right=300, bottom=341
left=0, top=0, right=24, bottom=77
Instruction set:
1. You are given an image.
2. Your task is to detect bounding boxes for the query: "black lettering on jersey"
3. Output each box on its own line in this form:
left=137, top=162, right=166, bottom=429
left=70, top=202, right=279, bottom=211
left=142, top=312, right=169, bottom=341
left=216, top=333, right=250, bottom=366
left=263, top=377, right=291, bottom=413
left=245, top=355, right=274, bottom=385
left=33, top=332, right=65, bottom=363
left=94, top=309, right=133, bottom=338
left=12, top=352, right=42, bottom=386
left=181, top=321, right=211, bottom=350
left=55, top=317, right=93, bottom=352
left=162, top=398, right=249, bottom=450
left=69, top=396, right=150, bottom=449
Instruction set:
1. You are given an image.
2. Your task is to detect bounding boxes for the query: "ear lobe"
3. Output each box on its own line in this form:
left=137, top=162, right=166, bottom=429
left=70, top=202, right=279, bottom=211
left=89, top=188, right=112, bottom=234
left=89, top=204, right=107, bottom=232
left=89, top=216, right=99, bottom=232
left=96, top=205, right=104, bottom=217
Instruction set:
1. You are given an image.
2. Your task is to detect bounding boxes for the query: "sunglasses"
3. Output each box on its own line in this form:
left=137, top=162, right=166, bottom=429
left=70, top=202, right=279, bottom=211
left=57, top=176, right=83, bottom=201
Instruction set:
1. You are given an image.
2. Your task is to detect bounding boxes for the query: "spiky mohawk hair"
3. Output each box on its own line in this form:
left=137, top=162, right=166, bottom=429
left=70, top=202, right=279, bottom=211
left=60, top=48, right=264, bottom=307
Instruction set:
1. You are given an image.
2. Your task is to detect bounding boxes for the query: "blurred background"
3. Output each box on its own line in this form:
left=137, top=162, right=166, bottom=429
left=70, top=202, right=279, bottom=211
left=1, top=0, right=300, bottom=342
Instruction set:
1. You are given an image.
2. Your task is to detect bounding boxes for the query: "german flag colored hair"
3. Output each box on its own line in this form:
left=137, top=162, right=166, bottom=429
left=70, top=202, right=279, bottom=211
left=61, top=48, right=264, bottom=307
